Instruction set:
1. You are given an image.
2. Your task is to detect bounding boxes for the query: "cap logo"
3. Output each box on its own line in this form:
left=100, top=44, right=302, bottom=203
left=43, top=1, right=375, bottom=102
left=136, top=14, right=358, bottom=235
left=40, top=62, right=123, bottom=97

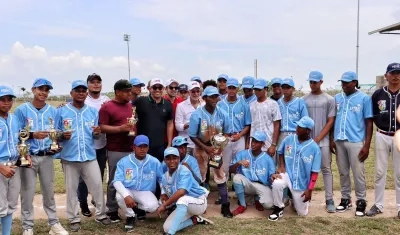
left=1, top=89, right=10, bottom=93
left=392, top=64, right=400, bottom=69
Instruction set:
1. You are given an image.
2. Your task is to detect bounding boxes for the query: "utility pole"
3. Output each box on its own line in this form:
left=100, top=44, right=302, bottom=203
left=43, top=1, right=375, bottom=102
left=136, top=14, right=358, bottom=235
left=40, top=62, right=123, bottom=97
left=356, top=0, right=360, bottom=75
left=254, top=59, right=258, bottom=79
left=123, top=34, right=131, bottom=79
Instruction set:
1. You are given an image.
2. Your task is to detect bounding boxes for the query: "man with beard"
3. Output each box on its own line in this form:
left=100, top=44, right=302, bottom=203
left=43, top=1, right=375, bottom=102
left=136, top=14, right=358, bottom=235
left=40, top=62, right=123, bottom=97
left=269, top=78, right=283, bottom=101
left=164, top=78, right=183, bottom=139
left=178, top=84, right=189, bottom=100
left=130, top=78, right=145, bottom=102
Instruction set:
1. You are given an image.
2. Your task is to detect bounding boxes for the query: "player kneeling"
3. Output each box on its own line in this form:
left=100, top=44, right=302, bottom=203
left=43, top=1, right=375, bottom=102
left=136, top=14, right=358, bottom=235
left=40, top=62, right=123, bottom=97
left=159, top=147, right=213, bottom=235
left=269, top=116, right=321, bottom=221
left=112, top=135, right=162, bottom=232
left=230, top=131, right=275, bottom=215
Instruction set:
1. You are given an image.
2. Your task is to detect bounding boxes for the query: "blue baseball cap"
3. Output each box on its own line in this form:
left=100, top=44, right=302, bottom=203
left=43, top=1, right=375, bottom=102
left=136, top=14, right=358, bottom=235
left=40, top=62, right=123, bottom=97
left=217, top=74, right=228, bottom=81
left=0, top=86, right=16, bottom=98
left=71, top=80, right=88, bottom=90
left=191, top=76, right=202, bottom=83
left=227, top=78, right=239, bottom=88
left=258, top=78, right=269, bottom=86
left=295, top=116, right=315, bottom=130
left=202, top=86, right=219, bottom=97
left=270, top=78, right=282, bottom=86
left=32, top=78, right=53, bottom=90
left=130, top=78, right=145, bottom=87
left=172, top=136, right=189, bottom=147
left=164, top=147, right=179, bottom=158
left=251, top=131, right=267, bottom=142
left=134, top=135, right=149, bottom=146
left=308, top=71, right=323, bottom=82
left=253, top=79, right=268, bottom=89
left=386, top=63, right=400, bottom=74
left=242, top=76, right=255, bottom=89
left=281, top=78, right=295, bottom=87
left=339, top=71, right=358, bottom=82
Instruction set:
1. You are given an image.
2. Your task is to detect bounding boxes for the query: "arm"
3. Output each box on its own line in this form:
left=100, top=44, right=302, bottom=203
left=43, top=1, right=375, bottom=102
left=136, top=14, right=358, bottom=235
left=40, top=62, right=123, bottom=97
left=277, top=154, right=285, bottom=173
left=175, top=104, right=186, bottom=132
left=167, top=120, right=173, bottom=147
left=271, top=120, right=280, bottom=146
left=314, top=117, right=335, bottom=143
left=113, top=181, right=131, bottom=199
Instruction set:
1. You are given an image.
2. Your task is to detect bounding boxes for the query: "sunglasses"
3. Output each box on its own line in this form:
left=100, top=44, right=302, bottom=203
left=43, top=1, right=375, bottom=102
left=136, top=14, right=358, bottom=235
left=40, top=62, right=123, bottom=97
left=168, top=86, right=179, bottom=90
left=152, top=86, right=163, bottom=90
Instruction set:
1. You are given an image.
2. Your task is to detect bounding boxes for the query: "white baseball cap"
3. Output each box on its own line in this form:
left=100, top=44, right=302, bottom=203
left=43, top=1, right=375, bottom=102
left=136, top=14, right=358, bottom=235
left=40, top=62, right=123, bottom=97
left=150, top=78, right=164, bottom=87
left=165, top=78, right=179, bottom=87
left=189, top=81, right=200, bottom=90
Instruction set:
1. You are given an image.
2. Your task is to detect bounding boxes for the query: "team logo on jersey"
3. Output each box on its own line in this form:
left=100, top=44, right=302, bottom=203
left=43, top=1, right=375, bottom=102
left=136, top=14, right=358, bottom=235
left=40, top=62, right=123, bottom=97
left=63, top=118, right=72, bottom=130
left=143, top=170, right=155, bottom=180
left=289, top=112, right=300, bottom=120
left=26, top=118, right=34, bottom=128
left=378, top=100, right=386, bottom=111
left=235, top=112, right=244, bottom=119
left=85, top=120, right=95, bottom=127
left=201, top=119, right=207, bottom=132
left=302, top=154, right=313, bottom=163
left=125, top=168, right=133, bottom=180
left=255, top=167, right=266, bottom=176
left=285, top=145, right=292, bottom=156
left=350, top=104, right=361, bottom=113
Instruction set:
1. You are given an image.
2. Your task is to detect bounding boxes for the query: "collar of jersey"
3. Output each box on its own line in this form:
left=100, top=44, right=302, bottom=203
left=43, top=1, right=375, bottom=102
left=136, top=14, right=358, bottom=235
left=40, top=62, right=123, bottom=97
left=148, top=95, right=165, bottom=104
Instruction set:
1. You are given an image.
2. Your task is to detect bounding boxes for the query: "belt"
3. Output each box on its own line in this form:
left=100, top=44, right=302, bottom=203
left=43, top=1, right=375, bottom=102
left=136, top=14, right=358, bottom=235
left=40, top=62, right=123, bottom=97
left=226, top=132, right=239, bottom=137
left=30, top=150, right=54, bottom=156
left=377, top=129, right=395, bottom=137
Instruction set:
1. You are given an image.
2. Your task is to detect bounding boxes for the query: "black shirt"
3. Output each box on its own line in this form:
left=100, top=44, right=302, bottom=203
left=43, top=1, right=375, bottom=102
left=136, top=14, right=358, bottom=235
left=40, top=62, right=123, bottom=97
left=133, top=96, right=173, bottom=148
left=371, top=86, right=400, bottom=133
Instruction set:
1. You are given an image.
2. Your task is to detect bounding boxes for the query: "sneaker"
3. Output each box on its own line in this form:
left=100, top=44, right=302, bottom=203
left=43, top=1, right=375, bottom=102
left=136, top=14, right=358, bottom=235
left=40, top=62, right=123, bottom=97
left=22, top=229, right=33, bottom=235
left=326, top=199, right=336, bottom=213
left=95, top=217, right=111, bottom=225
left=355, top=199, right=367, bottom=217
left=107, top=211, right=121, bottom=223
left=192, top=215, right=214, bottom=225
left=215, top=197, right=222, bottom=205
left=255, top=200, right=265, bottom=211
left=397, top=211, right=400, bottom=219
left=336, top=198, right=352, bottom=212
left=232, top=205, right=247, bottom=216
left=49, top=223, right=69, bottom=235
left=124, top=216, right=136, bottom=232
left=134, top=208, right=147, bottom=221
left=366, top=204, right=382, bottom=217
left=268, top=206, right=284, bottom=221
left=221, top=203, right=233, bottom=218
left=80, top=203, right=92, bottom=217
left=69, top=223, right=81, bottom=232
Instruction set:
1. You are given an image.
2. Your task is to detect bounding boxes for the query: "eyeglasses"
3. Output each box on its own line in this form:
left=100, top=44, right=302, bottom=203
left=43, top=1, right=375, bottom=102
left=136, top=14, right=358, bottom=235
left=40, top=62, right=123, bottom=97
left=168, top=86, right=179, bottom=90
left=152, top=86, right=163, bottom=90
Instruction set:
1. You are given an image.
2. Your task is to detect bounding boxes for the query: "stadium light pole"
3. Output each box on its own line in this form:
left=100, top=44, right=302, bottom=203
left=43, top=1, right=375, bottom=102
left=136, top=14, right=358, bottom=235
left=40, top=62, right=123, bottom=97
left=356, top=0, right=360, bottom=75
left=123, top=34, right=131, bottom=79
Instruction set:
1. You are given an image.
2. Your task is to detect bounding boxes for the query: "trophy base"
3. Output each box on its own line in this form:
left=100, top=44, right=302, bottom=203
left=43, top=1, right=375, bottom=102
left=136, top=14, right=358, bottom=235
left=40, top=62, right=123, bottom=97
left=208, top=159, right=223, bottom=169
left=128, top=131, right=136, bottom=137
left=50, top=143, right=59, bottom=151
left=16, top=158, right=30, bottom=167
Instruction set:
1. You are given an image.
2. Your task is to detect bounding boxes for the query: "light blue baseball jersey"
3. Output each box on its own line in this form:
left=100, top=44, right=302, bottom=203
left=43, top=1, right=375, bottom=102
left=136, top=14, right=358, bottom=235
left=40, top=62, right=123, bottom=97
left=231, top=149, right=275, bottom=186
left=14, top=103, right=57, bottom=154
left=113, top=153, right=162, bottom=193
left=0, top=114, right=22, bottom=163
left=161, top=154, right=201, bottom=181
left=334, top=91, right=373, bottom=142
left=277, top=135, right=321, bottom=191
left=217, top=97, right=251, bottom=133
left=219, top=93, right=227, bottom=99
left=161, top=165, right=207, bottom=198
left=189, top=106, right=229, bottom=143
left=278, top=97, right=309, bottom=132
left=55, top=103, right=98, bottom=162
left=241, top=94, right=257, bottom=104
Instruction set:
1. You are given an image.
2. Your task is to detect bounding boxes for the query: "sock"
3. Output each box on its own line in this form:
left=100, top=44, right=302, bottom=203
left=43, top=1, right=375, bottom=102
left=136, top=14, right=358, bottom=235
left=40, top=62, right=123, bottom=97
left=217, top=183, right=228, bottom=204
left=233, top=183, right=246, bottom=206
left=1, top=213, right=13, bottom=235
left=177, top=218, right=194, bottom=231
left=168, top=204, right=190, bottom=234
left=283, top=188, right=289, bottom=200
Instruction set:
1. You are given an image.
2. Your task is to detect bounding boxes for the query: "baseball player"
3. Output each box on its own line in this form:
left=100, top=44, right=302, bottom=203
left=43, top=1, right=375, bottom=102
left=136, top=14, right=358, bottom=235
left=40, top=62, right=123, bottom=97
left=189, top=86, right=233, bottom=218
left=130, top=78, right=145, bottom=102
left=331, top=71, right=373, bottom=217
left=230, top=131, right=275, bottom=215
left=217, top=74, right=229, bottom=98
left=14, top=78, right=68, bottom=235
left=269, top=116, right=321, bottom=221
left=56, top=80, right=110, bottom=232
left=113, top=135, right=161, bottom=232
left=367, top=63, right=400, bottom=217
left=269, top=78, right=283, bottom=101
left=302, top=71, right=336, bottom=213
left=241, top=76, right=256, bottom=104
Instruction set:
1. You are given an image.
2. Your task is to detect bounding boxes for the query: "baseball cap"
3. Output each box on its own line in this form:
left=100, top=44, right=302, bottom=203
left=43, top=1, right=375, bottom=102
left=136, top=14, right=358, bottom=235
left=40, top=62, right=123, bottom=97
left=202, top=86, right=219, bottom=97
left=339, top=71, right=358, bottom=82
left=166, top=78, right=179, bottom=87
left=150, top=78, right=164, bottom=87
left=189, top=81, right=200, bottom=90
left=242, top=76, right=255, bottom=89
left=227, top=78, right=239, bottom=87
left=32, top=78, right=53, bottom=90
left=191, top=76, right=202, bottom=83
left=308, top=71, right=323, bottom=82
left=217, top=74, right=228, bottom=81
left=178, top=84, right=188, bottom=91
left=253, top=79, right=268, bottom=89
left=386, top=63, right=400, bottom=74
left=0, top=86, right=16, bottom=98
left=251, top=131, right=267, bottom=142
left=134, top=135, right=149, bottom=146
left=270, top=78, right=282, bottom=86
left=114, top=79, right=132, bottom=90
left=295, top=116, right=315, bottom=130
left=172, top=136, right=189, bottom=147
left=87, top=73, right=102, bottom=82
left=164, top=147, right=179, bottom=158
left=258, top=78, right=268, bottom=86
left=71, top=80, right=88, bottom=90
left=281, top=78, right=295, bottom=87
left=130, top=78, right=145, bottom=87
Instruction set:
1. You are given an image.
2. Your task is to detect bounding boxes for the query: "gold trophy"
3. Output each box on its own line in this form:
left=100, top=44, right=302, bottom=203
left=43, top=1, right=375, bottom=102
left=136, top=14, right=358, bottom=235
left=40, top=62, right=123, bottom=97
left=127, top=106, right=138, bottom=136
left=16, top=126, right=31, bottom=167
left=48, top=117, right=59, bottom=150
left=209, top=132, right=229, bottom=169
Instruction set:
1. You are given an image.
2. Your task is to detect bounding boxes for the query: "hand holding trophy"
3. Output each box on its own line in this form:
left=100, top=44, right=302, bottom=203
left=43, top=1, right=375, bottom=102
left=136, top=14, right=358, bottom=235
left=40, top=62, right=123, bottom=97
left=208, top=132, right=229, bottom=169
left=48, top=117, right=61, bottom=151
left=16, top=126, right=31, bottom=167
left=127, top=106, right=138, bottom=136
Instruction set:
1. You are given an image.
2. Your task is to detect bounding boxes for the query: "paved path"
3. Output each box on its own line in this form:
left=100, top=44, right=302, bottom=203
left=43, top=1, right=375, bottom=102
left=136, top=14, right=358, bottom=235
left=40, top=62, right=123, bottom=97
left=13, top=190, right=399, bottom=219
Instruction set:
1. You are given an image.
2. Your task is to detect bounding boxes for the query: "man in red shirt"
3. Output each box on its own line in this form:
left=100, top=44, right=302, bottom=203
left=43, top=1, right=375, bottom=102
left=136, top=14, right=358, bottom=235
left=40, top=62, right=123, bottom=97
left=99, top=79, right=135, bottom=223
left=163, top=78, right=183, bottom=139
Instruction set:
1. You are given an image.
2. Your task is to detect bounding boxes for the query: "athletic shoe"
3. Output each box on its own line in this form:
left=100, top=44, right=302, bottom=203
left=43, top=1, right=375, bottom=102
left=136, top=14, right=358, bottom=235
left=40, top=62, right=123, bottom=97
left=232, top=205, right=247, bottom=216
left=397, top=211, right=400, bottom=219
left=134, top=208, right=147, bottom=221
left=268, top=206, right=284, bottom=221
left=49, top=222, right=69, bottom=235
left=95, top=217, right=111, bottom=225
left=255, top=200, right=265, bottom=211
left=69, top=222, right=81, bottom=232
left=221, top=203, right=233, bottom=218
left=215, top=197, right=222, bottom=205
left=326, top=199, right=336, bottom=213
left=80, top=202, right=92, bottom=217
left=366, top=204, right=382, bottom=217
left=107, top=211, right=121, bottom=223
left=22, top=229, right=33, bottom=235
left=336, top=198, right=352, bottom=212
left=192, top=215, right=214, bottom=225
left=124, top=217, right=136, bottom=233
left=355, top=199, right=367, bottom=217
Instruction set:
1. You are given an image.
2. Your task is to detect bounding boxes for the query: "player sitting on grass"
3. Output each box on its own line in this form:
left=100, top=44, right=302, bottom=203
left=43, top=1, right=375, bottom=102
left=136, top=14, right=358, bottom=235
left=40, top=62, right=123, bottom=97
left=229, top=131, right=275, bottom=216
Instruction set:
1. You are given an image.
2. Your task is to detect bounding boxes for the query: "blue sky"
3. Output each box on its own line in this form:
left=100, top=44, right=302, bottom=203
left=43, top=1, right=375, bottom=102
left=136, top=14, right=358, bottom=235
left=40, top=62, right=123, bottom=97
left=0, top=0, right=399, bottom=94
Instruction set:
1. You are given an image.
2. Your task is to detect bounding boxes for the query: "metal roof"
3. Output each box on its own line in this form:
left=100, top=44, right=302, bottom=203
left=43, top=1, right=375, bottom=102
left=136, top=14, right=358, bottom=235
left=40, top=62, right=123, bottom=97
left=368, top=22, right=400, bottom=35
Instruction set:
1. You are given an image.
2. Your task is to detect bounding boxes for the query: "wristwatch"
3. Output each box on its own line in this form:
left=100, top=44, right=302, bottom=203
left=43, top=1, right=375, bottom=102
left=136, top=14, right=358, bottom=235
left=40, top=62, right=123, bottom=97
left=271, top=142, right=277, bottom=146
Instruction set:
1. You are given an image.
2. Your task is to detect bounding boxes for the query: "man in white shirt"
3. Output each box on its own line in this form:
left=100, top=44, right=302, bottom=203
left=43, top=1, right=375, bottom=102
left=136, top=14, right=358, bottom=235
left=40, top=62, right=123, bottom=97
left=175, top=81, right=204, bottom=155
left=77, top=73, right=111, bottom=217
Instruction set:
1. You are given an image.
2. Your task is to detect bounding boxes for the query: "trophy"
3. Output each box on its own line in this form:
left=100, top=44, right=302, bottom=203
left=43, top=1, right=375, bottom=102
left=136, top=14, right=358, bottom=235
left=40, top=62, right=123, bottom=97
left=127, top=106, right=138, bottom=136
left=48, top=117, right=59, bottom=150
left=208, top=132, right=229, bottom=169
left=16, top=126, right=31, bottom=167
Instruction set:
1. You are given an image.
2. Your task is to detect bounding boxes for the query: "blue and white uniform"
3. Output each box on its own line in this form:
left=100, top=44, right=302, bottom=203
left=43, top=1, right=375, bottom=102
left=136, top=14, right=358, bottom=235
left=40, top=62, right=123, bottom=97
left=161, top=154, right=201, bottom=183
left=241, top=95, right=256, bottom=104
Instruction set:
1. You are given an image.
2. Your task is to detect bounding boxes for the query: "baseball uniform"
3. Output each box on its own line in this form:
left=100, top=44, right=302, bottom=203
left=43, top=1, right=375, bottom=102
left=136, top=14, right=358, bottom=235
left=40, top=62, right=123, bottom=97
left=161, top=154, right=201, bottom=183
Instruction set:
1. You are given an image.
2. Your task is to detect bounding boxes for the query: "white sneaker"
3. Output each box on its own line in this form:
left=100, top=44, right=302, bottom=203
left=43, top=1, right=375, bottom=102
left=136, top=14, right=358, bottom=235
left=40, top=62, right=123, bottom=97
left=23, top=229, right=34, bottom=235
left=49, top=223, right=69, bottom=235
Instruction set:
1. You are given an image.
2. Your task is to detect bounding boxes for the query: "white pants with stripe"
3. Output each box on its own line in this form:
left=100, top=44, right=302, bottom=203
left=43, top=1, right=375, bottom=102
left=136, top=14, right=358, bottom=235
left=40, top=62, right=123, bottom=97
left=233, top=174, right=273, bottom=209
left=116, top=190, right=158, bottom=217
left=271, top=173, right=309, bottom=216
left=0, top=167, right=20, bottom=217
